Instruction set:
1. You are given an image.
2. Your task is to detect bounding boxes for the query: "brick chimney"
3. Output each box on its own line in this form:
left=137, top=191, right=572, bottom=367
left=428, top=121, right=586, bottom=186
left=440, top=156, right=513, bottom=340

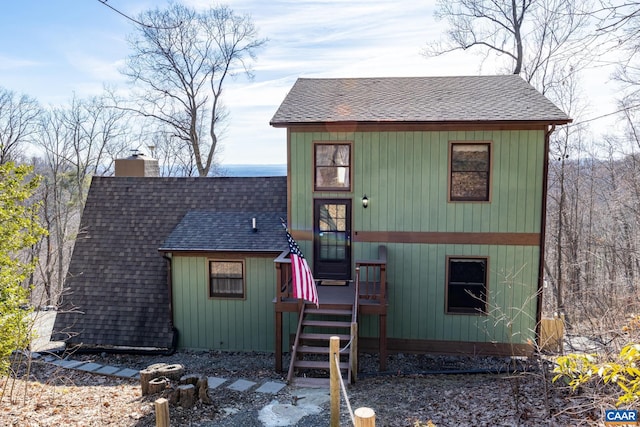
left=114, top=152, right=159, bottom=177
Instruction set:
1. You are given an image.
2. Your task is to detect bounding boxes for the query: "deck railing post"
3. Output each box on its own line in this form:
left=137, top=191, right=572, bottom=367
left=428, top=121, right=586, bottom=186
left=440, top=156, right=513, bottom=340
left=275, top=261, right=282, bottom=300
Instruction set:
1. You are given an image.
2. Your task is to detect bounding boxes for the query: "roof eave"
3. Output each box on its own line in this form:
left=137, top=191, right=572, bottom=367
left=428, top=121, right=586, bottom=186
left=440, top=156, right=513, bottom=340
left=158, top=247, right=286, bottom=253
left=270, top=119, right=573, bottom=128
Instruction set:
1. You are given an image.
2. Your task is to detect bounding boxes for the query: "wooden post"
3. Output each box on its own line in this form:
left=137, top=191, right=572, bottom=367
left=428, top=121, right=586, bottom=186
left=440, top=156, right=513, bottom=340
left=355, top=407, right=376, bottom=427
left=275, top=261, right=283, bottom=372
left=154, top=398, right=170, bottom=427
left=275, top=311, right=283, bottom=372
left=330, top=336, right=340, bottom=427
left=350, top=322, right=358, bottom=383
left=379, top=314, right=387, bottom=371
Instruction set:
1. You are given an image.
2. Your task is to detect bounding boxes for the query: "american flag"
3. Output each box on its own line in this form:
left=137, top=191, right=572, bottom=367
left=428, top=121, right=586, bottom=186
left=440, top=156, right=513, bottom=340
left=283, top=223, right=319, bottom=307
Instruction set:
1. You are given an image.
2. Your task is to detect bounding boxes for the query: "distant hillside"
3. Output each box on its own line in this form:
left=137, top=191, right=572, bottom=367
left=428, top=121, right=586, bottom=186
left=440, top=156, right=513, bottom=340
left=219, top=164, right=286, bottom=177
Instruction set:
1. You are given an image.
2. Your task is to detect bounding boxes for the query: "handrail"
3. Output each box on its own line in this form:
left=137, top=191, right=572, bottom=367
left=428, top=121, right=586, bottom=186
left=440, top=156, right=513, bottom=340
left=287, top=302, right=306, bottom=383
left=349, top=267, right=360, bottom=384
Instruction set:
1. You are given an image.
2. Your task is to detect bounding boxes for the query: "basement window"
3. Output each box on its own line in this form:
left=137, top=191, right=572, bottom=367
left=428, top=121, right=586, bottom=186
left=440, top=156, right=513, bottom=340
left=209, top=260, right=245, bottom=299
left=446, top=257, right=488, bottom=314
left=449, top=142, right=491, bottom=201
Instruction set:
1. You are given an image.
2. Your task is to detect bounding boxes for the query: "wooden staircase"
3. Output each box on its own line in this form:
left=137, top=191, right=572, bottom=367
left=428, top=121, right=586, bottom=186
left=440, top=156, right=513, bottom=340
left=287, top=304, right=357, bottom=387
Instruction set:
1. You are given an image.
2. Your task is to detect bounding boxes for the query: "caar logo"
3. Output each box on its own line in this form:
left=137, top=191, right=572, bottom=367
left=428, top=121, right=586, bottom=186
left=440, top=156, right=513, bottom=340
left=605, top=409, right=638, bottom=425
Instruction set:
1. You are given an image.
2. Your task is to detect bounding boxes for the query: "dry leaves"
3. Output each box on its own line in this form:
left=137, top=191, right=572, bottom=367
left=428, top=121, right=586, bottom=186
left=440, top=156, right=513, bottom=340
left=0, top=352, right=604, bottom=426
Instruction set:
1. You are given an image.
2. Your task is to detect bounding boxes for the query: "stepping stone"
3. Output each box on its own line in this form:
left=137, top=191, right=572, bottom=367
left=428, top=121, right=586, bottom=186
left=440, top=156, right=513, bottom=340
left=76, top=362, right=102, bottom=372
left=95, top=365, right=121, bottom=375
left=255, top=381, right=286, bottom=394
left=58, top=360, right=87, bottom=369
left=207, top=377, right=227, bottom=390
left=44, top=355, right=57, bottom=363
left=227, top=379, right=256, bottom=392
left=114, top=368, right=139, bottom=378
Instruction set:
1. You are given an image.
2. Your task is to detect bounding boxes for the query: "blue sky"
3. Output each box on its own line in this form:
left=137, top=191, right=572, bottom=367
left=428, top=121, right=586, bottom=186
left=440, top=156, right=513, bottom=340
left=0, top=0, right=620, bottom=165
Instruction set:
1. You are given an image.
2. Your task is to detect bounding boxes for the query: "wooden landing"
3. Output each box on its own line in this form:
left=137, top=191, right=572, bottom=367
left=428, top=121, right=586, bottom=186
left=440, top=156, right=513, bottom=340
left=274, top=281, right=386, bottom=314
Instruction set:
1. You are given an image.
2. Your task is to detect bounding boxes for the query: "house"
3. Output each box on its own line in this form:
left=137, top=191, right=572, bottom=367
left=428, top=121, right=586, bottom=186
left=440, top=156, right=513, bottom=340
left=269, top=75, right=570, bottom=377
left=54, top=75, right=570, bottom=382
left=53, top=156, right=288, bottom=351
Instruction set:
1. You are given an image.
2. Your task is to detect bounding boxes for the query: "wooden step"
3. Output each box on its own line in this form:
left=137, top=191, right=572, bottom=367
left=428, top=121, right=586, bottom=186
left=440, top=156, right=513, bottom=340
left=293, top=360, right=349, bottom=370
left=297, top=345, right=352, bottom=355
left=304, top=308, right=353, bottom=316
left=297, top=345, right=330, bottom=354
left=299, top=332, right=350, bottom=341
left=302, top=319, right=352, bottom=328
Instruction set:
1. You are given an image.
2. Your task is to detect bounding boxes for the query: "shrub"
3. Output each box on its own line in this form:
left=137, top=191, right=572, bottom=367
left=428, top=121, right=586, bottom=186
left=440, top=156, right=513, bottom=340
left=552, top=316, right=640, bottom=406
left=0, top=162, right=45, bottom=375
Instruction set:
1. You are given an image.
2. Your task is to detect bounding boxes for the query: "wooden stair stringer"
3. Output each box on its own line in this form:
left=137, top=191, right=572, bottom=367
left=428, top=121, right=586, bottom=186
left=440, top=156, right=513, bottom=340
left=287, top=303, right=356, bottom=386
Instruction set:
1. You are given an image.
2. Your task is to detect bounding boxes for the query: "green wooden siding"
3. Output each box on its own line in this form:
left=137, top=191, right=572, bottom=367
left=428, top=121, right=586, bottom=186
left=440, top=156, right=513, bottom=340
left=351, top=243, right=539, bottom=344
left=290, top=129, right=545, bottom=345
left=172, top=255, right=295, bottom=351
left=291, top=130, right=544, bottom=233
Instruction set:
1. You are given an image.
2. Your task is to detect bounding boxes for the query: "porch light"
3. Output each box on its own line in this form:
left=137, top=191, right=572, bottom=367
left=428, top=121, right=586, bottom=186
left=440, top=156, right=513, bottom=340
left=362, top=194, right=369, bottom=208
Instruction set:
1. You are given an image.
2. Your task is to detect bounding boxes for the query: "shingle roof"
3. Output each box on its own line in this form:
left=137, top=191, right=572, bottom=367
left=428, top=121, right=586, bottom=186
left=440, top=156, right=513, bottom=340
left=160, top=211, right=287, bottom=252
left=53, top=176, right=287, bottom=349
left=270, top=75, right=571, bottom=125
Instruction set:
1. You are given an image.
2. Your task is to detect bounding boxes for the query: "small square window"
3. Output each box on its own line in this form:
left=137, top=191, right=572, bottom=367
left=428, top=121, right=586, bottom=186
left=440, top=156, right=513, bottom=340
left=209, top=260, right=244, bottom=298
left=446, top=257, right=488, bottom=314
left=450, top=142, right=491, bottom=201
left=314, top=143, right=351, bottom=191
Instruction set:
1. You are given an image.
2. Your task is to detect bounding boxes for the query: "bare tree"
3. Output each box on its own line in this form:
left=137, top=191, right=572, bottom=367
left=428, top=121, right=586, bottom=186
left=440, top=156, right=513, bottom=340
left=121, top=3, right=266, bottom=176
left=425, top=0, right=594, bottom=89
left=147, top=127, right=199, bottom=177
left=0, top=87, right=41, bottom=164
left=31, top=94, right=132, bottom=306
left=595, top=2, right=640, bottom=120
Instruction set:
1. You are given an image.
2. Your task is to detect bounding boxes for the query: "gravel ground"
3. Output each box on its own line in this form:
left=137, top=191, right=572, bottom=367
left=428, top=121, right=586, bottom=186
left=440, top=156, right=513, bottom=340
left=1, top=349, right=604, bottom=426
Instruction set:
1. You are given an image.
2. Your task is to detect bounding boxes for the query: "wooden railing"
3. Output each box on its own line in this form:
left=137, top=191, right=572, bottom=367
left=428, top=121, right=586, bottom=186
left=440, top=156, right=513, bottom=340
left=274, top=250, right=292, bottom=301
left=355, top=245, right=387, bottom=302
left=350, top=267, right=360, bottom=382
left=354, top=245, right=388, bottom=371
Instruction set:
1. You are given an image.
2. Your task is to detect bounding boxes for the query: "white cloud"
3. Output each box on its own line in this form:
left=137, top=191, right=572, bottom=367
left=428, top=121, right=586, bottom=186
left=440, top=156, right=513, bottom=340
left=0, top=0, right=621, bottom=164
left=0, top=55, right=42, bottom=71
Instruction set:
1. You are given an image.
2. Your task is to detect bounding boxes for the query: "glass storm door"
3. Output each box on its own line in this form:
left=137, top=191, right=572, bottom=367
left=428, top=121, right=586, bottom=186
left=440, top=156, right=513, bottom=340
left=313, top=199, right=352, bottom=280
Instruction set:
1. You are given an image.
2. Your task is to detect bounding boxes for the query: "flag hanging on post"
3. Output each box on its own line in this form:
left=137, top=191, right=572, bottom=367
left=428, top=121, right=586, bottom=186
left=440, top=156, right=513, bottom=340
left=282, top=222, right=319, bottom=307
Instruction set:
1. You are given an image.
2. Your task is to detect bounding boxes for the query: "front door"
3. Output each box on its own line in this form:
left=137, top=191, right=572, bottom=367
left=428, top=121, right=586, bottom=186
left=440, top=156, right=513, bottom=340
left=313, top=199, right=352, bottom=280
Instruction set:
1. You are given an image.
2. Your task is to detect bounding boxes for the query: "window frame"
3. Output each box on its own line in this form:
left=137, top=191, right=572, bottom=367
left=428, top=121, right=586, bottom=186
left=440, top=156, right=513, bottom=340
left=448, top=141, right=492, bottom=202
left=445, top=256, right=489, bottom=315
left=313, top=141, right=353, bottom=192
left=208, top=259, right=246, bottom=300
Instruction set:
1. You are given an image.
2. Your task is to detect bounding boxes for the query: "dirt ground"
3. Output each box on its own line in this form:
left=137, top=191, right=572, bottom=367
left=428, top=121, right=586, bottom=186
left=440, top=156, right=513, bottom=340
left=0, top=350, right=614, bottom=426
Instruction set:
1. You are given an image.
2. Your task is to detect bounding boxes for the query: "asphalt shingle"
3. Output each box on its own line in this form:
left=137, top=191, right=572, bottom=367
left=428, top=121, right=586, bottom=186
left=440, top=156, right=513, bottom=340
left=160, top=211, right=287, bottom=252
left=270, top=75, right=571, bottom=125
left=53, top=176, right=287, bottom=349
